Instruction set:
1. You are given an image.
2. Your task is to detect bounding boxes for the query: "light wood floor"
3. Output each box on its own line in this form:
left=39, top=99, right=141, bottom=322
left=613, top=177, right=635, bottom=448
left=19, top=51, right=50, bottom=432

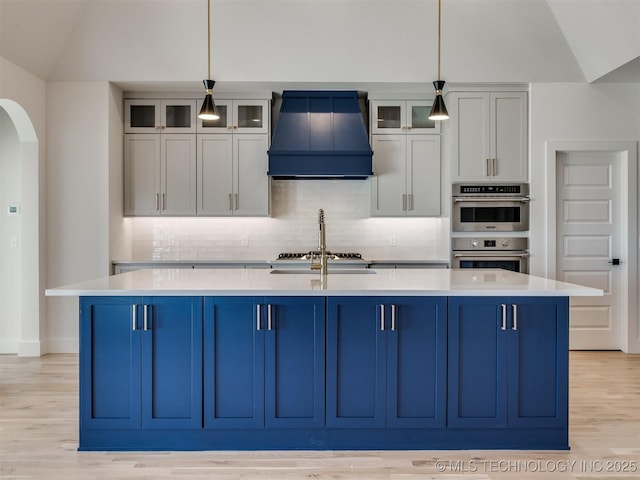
left=1, top=352, right=638, bottom=479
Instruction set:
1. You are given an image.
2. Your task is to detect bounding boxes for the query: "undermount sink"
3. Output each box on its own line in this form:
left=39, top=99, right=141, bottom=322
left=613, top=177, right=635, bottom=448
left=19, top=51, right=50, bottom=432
left=270, top=269, right=377, bottom=275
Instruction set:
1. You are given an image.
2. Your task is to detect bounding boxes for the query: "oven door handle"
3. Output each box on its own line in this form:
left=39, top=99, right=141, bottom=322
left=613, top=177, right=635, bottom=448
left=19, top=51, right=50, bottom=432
left=453, top=252, right=530, bottom=258
left=453, top=197, right=530, bottom=203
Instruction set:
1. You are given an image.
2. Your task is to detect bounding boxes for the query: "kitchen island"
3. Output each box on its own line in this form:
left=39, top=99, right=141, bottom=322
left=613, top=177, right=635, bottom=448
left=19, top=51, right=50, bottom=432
left=47, top=268, right=601, bottom=451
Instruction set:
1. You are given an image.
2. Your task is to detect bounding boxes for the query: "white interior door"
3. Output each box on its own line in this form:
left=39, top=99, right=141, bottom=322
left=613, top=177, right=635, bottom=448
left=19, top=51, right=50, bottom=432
left=556, top=151, right=624, bottom=350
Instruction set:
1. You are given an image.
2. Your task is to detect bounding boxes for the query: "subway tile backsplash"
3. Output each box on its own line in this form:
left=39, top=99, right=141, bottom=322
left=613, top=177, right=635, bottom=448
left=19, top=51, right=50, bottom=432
left=130, top=180, right=449, bottom=261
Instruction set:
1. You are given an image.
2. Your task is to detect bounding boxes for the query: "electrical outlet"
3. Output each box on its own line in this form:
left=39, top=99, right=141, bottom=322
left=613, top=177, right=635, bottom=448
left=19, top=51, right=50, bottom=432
left=241, top=236, right=249, bottom=247
left=389, top=235, right=397, bottom=247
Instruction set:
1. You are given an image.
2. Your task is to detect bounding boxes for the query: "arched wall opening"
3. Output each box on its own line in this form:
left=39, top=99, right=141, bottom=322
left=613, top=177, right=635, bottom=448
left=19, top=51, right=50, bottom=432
left=0, top=99, right=44, bottom=356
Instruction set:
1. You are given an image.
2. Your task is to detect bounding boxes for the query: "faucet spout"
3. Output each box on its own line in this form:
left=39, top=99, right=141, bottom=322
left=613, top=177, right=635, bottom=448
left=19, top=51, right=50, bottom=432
left=311, top=208, right=328, bottom=275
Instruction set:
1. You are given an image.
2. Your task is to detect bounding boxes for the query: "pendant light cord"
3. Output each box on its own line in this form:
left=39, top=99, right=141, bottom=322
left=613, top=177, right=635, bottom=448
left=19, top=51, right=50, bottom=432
left=437, top=0, right=441, bottom=81
left=207, top=0, right=211, bottom=79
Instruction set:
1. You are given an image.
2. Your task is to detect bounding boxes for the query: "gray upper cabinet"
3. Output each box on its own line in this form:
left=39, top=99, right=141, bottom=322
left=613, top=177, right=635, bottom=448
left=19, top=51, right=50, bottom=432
left=196, top=99, right=269, bottom=135
left=370, top=100, right=440, bottom=135
left=125, top=99, right=197, bottom=134
left=450, top=91, right=528, bottom=182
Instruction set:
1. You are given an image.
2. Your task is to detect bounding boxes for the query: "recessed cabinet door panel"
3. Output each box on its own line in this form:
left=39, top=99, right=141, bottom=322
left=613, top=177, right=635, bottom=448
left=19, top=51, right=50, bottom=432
left=124, top=135, right=161, bottom=215
left=451, top=93, right=491, bottom=181
left=491, top=93, right=527, bottom=181
left=448, top=298, right=508, bottom=428
left=386, top=298, right=447, bottom=428
left=197, top=134, right=234, bottom=215
left=507, top=298, right=568, bottom=428
left=264, top=298, right=325, bottom=428
left=141, top=297, right=203, bottom=429
left=407, top=136, right=441, bottom=216
left=234, top=135, right=269, bottom=216
left=371, top=135, right=407, bottom=216
left=326, top=298, right=386, bottom=428
left=204, top=297, right=264, bottom=429
left=162, top=135, right=197, bottom=215
left=80, top=297, right=142, bottom=430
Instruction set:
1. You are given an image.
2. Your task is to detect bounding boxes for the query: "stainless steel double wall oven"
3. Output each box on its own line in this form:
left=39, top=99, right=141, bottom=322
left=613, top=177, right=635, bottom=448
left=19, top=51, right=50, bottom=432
left=452, top=183, right=530, bottom=273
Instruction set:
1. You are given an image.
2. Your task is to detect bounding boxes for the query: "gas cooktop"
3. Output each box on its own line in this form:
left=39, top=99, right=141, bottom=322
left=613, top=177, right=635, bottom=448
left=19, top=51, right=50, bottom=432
left=277, top=252, right=364, bottom=261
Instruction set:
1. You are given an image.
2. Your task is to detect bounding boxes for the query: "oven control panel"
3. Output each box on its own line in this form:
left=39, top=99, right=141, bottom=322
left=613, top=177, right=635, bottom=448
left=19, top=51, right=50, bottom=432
left=452, top=183, right=529, bottom=196
left=452, top=237, right=528, bottom=251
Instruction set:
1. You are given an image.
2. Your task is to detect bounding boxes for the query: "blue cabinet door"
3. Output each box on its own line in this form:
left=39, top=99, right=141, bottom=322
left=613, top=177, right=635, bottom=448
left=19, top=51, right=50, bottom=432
left=326, top=297, right=387, bottom=428
left=449, top=296, right=568, bottom=429
left=385, top=297, right=447, bottom=428
left=448, top=298, right=509, bottom=428
left=141, top=297, right=203, bottom=429
left=506, top=297, right=568, bottom=429
left=80, top=297, right=142, bottom=430
left=203, top=297, right=265, bottom=428
left=264, top=297, right=325, bottom=428
left=80, top=296, right=203, bottom=431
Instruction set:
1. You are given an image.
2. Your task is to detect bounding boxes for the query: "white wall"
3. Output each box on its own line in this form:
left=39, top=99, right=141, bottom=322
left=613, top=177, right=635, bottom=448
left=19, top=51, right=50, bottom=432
left=529, top=81, right=640, bottom=351
left=0, top=110, right=21, bottom=351
left=0, top=57, right=47, bottom=355
left=46, top=82, right=112, bottom=352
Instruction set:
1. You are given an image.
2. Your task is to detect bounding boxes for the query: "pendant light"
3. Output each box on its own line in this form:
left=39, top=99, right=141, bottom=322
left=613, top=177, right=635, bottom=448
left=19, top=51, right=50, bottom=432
left=428, top=0, right=449, bottom=121
left=198, top=0, right=220, bottom=120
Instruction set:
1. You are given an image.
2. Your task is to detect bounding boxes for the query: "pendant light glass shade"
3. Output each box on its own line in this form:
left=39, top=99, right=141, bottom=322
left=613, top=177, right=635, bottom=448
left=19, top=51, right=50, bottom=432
left=428, top=80, right=449, bottom=120
left=198, top=79, right=220, bottom=120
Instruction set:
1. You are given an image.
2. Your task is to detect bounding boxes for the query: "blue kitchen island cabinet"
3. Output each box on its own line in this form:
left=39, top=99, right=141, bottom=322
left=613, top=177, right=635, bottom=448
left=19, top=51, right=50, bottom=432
left=79, top=296, right=203, bottom=433
left=327, top=297, right=447, bottom=430
left=448, top=297, right=569, bottom=444
left=204, top=297, right=325, bottom=430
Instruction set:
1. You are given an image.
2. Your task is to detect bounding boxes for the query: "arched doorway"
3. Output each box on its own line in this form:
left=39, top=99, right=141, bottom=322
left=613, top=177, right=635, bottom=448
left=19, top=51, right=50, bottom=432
left=0, top=99, right=44, bottom=356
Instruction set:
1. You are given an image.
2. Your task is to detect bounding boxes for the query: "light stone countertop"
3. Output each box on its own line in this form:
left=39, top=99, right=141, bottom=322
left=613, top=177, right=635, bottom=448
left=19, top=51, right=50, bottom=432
left=46, top=268, right=602, bottom=297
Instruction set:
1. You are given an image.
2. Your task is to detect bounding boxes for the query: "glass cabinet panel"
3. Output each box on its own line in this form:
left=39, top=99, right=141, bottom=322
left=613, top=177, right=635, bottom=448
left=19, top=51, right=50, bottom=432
left=376, top=106, right=402, bottom=130
left=411, top=104, right=436, bottom=130
left=130, top=105, right=156, bottom=129
left=200, top=105, right=229, bottom=130
left=237, top=105, right=263, bottom=129
left=165, top=105, right=192, bottom=129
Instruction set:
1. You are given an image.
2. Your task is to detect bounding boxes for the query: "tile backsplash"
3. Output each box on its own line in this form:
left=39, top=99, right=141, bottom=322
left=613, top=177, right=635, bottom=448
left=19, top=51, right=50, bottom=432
left=130, top=180, right=450, bottom=261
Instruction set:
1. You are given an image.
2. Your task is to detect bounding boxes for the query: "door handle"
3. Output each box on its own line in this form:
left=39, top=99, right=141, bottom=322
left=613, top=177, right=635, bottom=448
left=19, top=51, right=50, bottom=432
left=391, top=304, right=397, bottom=331
left=402, top=194, right=407, bottom=211
left=155, top=193, right=160, bottom=211
left=609, top=258, right=621, bottom=265
left=492, top=158, right=497, bottom=176
left=486, top=158, right=491, bottom=176
left=380, top=304, right=385, bottom=331
left=234, top=193, right=239, bottom=210
left=267, top=304, right=273, bottom=331
left=501, top=304, right=507, bottom=331
left=143, top=304, right=151, bottom=331
left=132, top=304, right=138, bottom=331
left=256, top=304, right=261, bottom=331
left=512, top=304, right=518, bottom=331
left=228, top=194, right=233, bottom=211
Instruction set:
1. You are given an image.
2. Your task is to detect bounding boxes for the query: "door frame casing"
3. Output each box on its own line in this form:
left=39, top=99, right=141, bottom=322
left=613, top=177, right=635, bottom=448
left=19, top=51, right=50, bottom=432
left=545, top=140, right=638, bottom=353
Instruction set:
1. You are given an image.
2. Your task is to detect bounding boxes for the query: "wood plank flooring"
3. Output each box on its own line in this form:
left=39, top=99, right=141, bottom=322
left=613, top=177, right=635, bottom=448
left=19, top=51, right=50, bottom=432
left=1, top=352, right=639, bottom=479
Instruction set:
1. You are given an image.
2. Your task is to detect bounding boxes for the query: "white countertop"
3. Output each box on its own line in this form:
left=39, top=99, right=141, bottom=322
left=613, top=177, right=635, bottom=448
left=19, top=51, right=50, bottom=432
left=46, top=268, right=602, bottom=297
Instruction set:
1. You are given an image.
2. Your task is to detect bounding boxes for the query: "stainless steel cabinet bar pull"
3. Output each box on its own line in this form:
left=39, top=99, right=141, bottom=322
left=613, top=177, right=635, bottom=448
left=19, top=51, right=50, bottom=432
left=408, top=194, right=414, bottom=211
left=228, top=194, right=233, bottom=211
left=402, top=194, right=407, bottom=211
left=486, top=158, right=491, bottom=176
left=512, top=304, right=518, bottom=331
left=492, top=158, right=497, bottom=176
left=391, top=305, right=396, bottom=331
left=256, top=304, right=261, bottom=331
left=162, top=193, right=166, bottom=211
left=234, top=193, right=239, bottom=210
left=155, top=193, right=160, bottom=211
left=132, top=304, right=137, bottom=331
left=501, top=304, right=507, bottom=331
left=380, top=305, right=385, bottom=331
left=267, top=304, right=273, bottom=331
left=143, top=305, right=150, bottom=331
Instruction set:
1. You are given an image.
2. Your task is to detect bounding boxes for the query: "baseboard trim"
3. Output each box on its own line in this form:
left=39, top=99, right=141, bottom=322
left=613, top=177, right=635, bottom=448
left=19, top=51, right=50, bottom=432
left=46, top=337, right=78, bottom=354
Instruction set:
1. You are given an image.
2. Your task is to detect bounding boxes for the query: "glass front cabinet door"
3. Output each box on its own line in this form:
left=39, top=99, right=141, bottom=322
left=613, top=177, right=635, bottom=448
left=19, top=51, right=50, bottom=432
left=370, top=100, right=440, bottom=134
left=125, top=99, right=197, bottom=133
left=197, top=99, right=269, bottom=134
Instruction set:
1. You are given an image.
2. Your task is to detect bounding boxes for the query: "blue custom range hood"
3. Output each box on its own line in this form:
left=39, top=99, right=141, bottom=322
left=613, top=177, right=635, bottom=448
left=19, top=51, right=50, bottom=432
left=268, top=91, right=373, bottom=178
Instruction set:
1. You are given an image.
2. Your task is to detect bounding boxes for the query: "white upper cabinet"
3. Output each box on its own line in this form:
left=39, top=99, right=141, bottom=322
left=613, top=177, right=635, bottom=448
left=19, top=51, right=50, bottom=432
left=450, top=91, right=528, bottom=182
left=370, top=100, right=440, bottom=135
left=370, top=135, right=441, bottom=217
left=125, top=99, right=197, bottom=133
left=197, top=99, right=269, bottom=134
left=124, top=134, right=197, bottom=216
left=197, top=134, right=270, bottom=217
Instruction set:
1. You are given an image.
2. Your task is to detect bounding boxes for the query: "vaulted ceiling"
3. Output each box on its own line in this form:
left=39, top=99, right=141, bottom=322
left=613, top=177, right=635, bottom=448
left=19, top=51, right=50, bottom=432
left=1, top=0, right=638, bottom=91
